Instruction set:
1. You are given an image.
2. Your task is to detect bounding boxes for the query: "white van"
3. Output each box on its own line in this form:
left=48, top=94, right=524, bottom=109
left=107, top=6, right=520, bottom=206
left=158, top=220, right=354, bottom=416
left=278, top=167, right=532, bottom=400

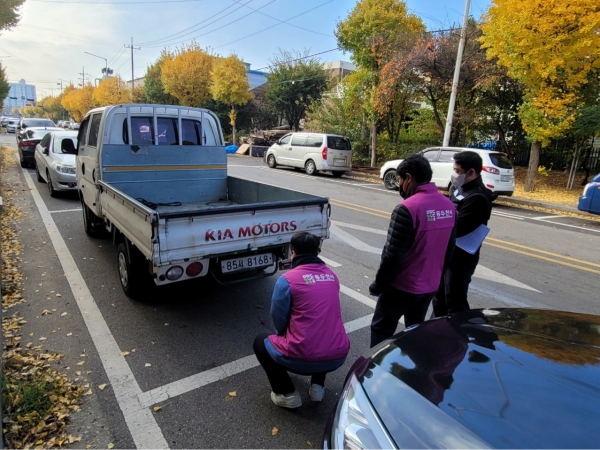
left=265, top=132, right=352, bottom=177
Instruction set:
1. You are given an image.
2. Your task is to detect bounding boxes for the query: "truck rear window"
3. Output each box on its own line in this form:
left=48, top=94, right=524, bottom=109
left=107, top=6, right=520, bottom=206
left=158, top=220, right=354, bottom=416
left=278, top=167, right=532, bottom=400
left=122, top=117, right=203, bottom=145
left=327, top=136, right=351, bottom=150
left=489, top=153, right=513, bottom=169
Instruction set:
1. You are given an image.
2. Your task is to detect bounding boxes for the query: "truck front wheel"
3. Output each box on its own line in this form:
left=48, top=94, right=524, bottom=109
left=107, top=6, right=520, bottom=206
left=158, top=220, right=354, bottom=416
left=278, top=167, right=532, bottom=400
left=82, top=199, right=103, bottom=237
left=117, top=243, right=148, bottom=300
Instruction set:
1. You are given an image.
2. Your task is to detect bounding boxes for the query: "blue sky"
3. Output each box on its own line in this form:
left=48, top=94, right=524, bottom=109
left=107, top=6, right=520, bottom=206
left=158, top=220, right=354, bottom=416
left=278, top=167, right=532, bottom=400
left=1, top=0, right=492, bottom=99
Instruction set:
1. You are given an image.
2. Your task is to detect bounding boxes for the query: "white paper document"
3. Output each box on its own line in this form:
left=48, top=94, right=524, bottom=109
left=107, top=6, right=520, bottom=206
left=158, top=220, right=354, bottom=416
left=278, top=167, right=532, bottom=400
left=456, top=224, right=490, bottom=255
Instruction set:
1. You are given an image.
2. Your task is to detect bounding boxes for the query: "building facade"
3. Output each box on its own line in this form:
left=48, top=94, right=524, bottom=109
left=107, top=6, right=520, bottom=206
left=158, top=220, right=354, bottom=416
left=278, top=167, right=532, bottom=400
left=3, top=79, right=37, bottom=112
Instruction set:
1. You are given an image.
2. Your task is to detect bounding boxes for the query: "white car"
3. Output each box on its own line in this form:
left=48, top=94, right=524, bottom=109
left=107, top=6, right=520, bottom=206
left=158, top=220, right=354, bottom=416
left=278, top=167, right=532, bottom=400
left=34, top=130, right=78, bottom=197
left=379, top=147, right=515, bottom=199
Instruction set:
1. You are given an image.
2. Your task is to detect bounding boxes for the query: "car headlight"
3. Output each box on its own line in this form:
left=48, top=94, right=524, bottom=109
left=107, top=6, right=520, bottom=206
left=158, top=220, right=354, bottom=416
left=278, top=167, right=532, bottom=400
left=55, top=164, right=76, bottom=174
left=331, top=374, right=395, bottom=449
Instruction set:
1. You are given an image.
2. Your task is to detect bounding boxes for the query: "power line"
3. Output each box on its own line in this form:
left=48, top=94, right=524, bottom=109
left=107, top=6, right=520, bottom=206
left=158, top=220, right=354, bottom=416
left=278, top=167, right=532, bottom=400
left=30, top=0, right=208, bottom=3
left=254, top=48, right=340, bottom=72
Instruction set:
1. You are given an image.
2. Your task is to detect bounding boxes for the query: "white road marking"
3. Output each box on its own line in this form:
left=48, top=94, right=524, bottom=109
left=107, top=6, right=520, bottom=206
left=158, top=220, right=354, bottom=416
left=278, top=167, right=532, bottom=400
left=473, top=265, right=541, bottom=292
left=534, top=215, right=567, bottom=220
left=339, top=284, right=378, bottom=309
left=492, top=211, right=525, bottom=220
left=137, top=312, right=375, bottom=408
left=49, top=208, right=82, bottom=214
left=20, top=162, right=168, bottom=449
left=531, top=219, right=600, bottom=233
left=332, top=220, right=388, bottom=236
left=319, top=256, right=342, bottom=267
left=330, top=224, right=382, bottom=254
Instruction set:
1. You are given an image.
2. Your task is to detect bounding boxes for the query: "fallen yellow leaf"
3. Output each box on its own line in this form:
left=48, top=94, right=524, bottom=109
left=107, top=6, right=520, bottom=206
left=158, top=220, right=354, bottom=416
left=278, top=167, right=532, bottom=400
left=98, top=384, right=108, bottom=390
left=108, top=443, right=115, bottom=449
left=272, top=427, right=279, bottom=436
left=76, top=361, right=85, bottom=366
left=60, top=312, right=67, bottom=316
left=120, top=351, right=130, bottom=356
left=228, top=391, right=237, bottom=397
left=153, top=406, right=162, bottom=412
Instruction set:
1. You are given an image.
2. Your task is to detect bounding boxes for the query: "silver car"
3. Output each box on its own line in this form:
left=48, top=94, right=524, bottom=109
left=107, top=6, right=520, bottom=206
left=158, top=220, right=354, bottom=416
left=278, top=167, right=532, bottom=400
left=6, top=118, right=20, bottom=133
left=34, top=130, right=78, bottom=197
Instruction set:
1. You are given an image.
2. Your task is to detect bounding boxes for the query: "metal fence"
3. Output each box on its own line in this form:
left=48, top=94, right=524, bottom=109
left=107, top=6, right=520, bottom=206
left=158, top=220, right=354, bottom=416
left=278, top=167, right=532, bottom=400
left=512, top=142, right=600, bottom=173
left=250, top=145, right=269, bottom=158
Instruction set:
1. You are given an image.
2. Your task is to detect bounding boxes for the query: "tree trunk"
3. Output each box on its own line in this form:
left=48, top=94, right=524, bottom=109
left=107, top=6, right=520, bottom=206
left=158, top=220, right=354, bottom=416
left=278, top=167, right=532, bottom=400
left=370, top=120, right=377, bottom=168
left=524, top=141, right=541, bottom=192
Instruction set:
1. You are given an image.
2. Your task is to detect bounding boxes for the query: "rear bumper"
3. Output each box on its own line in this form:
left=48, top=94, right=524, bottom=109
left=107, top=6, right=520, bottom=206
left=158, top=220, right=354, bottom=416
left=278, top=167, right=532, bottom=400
left=492, top=190, right=514, bottom=197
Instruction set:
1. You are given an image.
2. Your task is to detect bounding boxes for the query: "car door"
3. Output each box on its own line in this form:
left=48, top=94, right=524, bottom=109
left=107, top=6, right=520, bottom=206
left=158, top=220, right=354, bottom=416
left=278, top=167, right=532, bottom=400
left=289, top=133, right=309, bottom=167
left=36, top=133, right=53, bottom=180
left=273, top=134, right=292, bottom=165
left=432, top=149, right=460, bottom=188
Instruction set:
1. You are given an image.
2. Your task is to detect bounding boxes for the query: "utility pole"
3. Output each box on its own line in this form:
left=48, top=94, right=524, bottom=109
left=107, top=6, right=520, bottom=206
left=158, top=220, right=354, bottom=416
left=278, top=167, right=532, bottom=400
left=442, top=0, right=471, bottom=147
left=79, top=66, right=86, bottom=86
left=124, top=38, right=141, bottom=89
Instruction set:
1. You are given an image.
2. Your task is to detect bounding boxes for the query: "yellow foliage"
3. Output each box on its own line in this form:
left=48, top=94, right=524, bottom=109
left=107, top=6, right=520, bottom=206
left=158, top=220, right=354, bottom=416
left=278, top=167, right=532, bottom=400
left=210, top=54, right=253, bottom=107
left=61, top=85, right=95, bottom=121
left=480, top=0, right=600, bottom=145
left=161, top=42, right=214, bottom=106
left=93, top=76, right=131, bottom=106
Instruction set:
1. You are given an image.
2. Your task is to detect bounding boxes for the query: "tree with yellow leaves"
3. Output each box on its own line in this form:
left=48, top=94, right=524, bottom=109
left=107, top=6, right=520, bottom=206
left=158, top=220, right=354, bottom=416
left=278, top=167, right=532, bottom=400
left=93, top=76, right=131, bottom=106
left=161, top=42, right=214, bottom=107
left=61, top=85, right=95, bottom=122
left=480, top=0, right=600, bottom=191
left=210, top=55, right=253, bottom=144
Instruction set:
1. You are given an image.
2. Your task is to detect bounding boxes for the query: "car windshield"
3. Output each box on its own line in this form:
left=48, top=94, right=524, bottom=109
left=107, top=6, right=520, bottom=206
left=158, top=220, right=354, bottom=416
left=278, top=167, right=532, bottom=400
left=54, top=137, right=77, bottom=153
left=489, top=153, right=513, bottom=169
left=24, top=119, right=55, bottom=128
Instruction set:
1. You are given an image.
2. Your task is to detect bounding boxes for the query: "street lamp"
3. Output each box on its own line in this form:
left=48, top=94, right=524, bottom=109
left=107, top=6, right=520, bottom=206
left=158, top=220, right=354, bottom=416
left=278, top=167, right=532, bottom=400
left=84, top=51, right=108, bottom=79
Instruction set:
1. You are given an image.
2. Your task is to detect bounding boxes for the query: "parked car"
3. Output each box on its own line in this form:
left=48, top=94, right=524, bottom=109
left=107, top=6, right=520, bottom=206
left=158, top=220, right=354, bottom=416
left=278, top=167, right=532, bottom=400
left=17, top=117, right=56, bottom=133
left=34, top=130, right=78, bottom=197
left=17, top=127, right=63, bottom=168
left=578, top=173, right=600, bottom=215
left=1, top=114, right=15, bottom=126
left=324, top=308, right=600, bottom=449
left=380, top=147, right=515, bottom=199
left=69, top=122, right=80, bottom=130
left=265, top=132, right=352, bottom=177
left=6, top=118, right=20, bottom=133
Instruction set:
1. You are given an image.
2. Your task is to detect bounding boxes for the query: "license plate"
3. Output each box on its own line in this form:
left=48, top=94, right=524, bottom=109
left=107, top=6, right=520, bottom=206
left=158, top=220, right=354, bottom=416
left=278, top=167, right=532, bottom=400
left=501, top=175, right=512, bottom=182
left=333, top=158, right=346, bottom=166
left=221, top=254, right=274, bottom=273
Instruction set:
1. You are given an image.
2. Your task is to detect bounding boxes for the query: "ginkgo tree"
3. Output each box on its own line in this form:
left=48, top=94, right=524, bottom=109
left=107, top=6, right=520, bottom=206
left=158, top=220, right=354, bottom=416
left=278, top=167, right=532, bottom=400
left=93, top=76, right=130, bottom=106
left=161, top=42, right=214, bottom=107
left=480, top=0, right=600, bottom=191
left=210, top=55, right=253, bottom=144
left=61, top=85, right=95, bottom=122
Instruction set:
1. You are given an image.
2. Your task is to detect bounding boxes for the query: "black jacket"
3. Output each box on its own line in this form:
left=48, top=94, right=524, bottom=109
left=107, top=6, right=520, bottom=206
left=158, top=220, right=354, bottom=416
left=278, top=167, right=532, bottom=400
left=370, top=198, right=456, bottom=296
left=451, top=176, right=493, bottom=239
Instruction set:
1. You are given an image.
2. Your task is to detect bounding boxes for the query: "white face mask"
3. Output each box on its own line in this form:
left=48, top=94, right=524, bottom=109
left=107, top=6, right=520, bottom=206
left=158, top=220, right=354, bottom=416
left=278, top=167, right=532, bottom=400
left=451, top=172, right=466, bottom=189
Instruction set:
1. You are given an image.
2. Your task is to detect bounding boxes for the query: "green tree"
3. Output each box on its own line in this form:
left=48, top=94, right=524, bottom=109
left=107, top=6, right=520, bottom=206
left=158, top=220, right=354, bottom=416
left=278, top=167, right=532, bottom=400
left=144, top=51, right=179, bottom=105
left=265, top=50, right=329, bottom=132
left=0, top=0, right=26, bottom=34
left=0, top=63, right=10, bottom=110
left=210, top=55, right=253, bottom=145
left=480, top=0, right=600, bottom=191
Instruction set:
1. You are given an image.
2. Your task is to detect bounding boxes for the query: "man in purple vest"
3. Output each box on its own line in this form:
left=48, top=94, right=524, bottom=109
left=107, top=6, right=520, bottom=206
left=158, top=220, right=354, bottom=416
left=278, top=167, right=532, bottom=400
left=253, top=232, right=350, bottom=409
left=369, top=154, right=456, bottom=347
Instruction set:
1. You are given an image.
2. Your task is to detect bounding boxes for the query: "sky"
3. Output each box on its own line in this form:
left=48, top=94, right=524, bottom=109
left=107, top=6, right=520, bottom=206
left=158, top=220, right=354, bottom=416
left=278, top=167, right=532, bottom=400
left=0, top=0, right=492, bottom=100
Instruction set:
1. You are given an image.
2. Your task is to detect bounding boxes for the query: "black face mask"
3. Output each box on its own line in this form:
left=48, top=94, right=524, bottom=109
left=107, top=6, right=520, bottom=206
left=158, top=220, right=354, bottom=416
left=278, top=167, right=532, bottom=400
left=399, top=179, right=415, bottom=199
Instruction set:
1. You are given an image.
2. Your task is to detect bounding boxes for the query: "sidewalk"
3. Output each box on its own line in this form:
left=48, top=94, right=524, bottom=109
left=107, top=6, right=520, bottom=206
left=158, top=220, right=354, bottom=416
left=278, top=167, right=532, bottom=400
left=346, top=168, right=597, bottom=219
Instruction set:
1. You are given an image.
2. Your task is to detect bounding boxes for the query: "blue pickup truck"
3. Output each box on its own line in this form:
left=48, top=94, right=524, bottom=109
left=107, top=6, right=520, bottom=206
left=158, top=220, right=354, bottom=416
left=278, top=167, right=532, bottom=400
left=578, top=173, right=600, bottom=215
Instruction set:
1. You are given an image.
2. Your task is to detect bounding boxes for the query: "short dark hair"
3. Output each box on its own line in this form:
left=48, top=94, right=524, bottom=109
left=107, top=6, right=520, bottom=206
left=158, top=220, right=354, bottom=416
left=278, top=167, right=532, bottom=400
left=397, top=154, right=433, bottom=183
left=454, top=151, right=483, bottom=175
left=290, top=232, right=320, bottom=256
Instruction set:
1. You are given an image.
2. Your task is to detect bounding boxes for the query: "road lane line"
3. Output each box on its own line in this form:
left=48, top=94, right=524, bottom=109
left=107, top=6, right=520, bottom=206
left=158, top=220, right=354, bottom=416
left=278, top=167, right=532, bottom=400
left=49, top=208, right=82, bottom=214
left=330, top=224, right=381, bottom=254
left=486, top=237, right=600, bottom=268
left=492, top=212, right=525, bottom=220
left=319, top=256, right=342, bottom=267
left=526, top=219, right=600, bottom=233
left=534, top=215, right=567, bottom=220
left=485, top=242, right=600, bottom=275
left=332, top=220, right=388, bottom=236
left=20, top=164, right=169, bottom=449
left=137, top=313, right=375, bottom=408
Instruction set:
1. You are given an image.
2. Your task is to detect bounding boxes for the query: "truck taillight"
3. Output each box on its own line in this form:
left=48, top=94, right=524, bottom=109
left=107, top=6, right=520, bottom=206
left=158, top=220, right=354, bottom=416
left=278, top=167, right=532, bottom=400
left=483, top=166, right=500, bottom=175
left=322, top=147, right=328, bottom=160
left=186, top=262, right=203, bottom=277
left=166, top=265, right=184, bottom=281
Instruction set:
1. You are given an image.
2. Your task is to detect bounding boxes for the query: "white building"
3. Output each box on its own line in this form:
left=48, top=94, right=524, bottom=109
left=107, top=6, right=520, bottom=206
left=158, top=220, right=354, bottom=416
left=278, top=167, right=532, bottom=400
left=3, top=79, right=37, bottom=112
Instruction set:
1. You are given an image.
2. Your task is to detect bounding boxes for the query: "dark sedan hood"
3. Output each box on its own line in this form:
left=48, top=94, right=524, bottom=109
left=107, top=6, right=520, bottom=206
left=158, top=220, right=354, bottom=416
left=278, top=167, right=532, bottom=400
left=360, top=309, right=600, bottom=448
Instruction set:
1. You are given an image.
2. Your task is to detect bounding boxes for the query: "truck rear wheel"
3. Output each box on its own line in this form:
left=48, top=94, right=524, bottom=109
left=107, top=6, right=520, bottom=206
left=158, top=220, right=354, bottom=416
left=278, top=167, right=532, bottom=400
left=117, top=243, right=148, bottom=300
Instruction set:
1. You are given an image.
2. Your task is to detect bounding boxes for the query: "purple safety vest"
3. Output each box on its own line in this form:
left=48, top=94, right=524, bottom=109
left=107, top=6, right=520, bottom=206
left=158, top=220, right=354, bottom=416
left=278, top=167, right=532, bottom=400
left=268, top=263, right=350, bottom=362
left=391, top=182, right=456, bottom=294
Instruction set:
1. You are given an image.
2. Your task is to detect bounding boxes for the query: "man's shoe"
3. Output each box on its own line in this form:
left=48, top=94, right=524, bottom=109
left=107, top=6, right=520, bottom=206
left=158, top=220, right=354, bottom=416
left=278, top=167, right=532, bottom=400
left=309, top=384, right=325, bottom=402
left=270, top=391, right=302, bottom=408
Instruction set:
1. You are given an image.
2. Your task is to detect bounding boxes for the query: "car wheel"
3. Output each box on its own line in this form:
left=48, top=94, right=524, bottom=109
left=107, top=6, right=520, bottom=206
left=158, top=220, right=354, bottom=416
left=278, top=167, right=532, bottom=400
left=47, top=171, right=57, bottom=197
left=331, top=171, right=344, bottom=178
left=383, top=170, right=399, bottom=190
left=36, top=163, right=44, bottom=182
left=305, top=159, right=318, bottom=176
left=20, top=159, right=27, bottom=168
left=81, top=198, right=103, bottom=237
left=117, top=243, right=148, bottom=300
left=267, top=154, right=277, bottom=168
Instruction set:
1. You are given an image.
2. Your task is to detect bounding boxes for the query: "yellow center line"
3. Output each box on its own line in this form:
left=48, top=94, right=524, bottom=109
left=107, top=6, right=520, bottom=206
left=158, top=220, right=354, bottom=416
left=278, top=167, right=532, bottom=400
left=330, top=197, right=600, bottom=273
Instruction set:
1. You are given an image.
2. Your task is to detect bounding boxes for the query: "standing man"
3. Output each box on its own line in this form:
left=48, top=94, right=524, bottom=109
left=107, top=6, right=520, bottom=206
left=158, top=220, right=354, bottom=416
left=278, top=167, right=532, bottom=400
left=369, top=154, right=456, bottom=348
left=253, top=232, right=350, bottom=409
left=433, top=151, right=493, bottom=316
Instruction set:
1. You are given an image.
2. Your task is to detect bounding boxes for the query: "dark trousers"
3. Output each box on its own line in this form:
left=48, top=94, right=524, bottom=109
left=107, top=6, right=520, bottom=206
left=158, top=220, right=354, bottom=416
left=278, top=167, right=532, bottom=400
left=370, top=286, right=435, bottom=348
left=433, top=249, right=479, bottom=317
left=253, top=333, right=327, bottom=395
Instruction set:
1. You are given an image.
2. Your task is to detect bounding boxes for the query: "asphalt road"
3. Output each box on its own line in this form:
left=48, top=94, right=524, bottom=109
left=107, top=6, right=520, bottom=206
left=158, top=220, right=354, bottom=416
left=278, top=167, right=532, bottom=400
left=3, top=133, right=600, bottom=449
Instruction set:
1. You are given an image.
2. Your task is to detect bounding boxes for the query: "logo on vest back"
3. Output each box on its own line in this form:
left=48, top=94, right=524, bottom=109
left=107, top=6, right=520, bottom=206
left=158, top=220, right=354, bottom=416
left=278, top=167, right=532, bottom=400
left=302, top=273, right=336, bottom=284
left=426, top=209, right=454, bottom=222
